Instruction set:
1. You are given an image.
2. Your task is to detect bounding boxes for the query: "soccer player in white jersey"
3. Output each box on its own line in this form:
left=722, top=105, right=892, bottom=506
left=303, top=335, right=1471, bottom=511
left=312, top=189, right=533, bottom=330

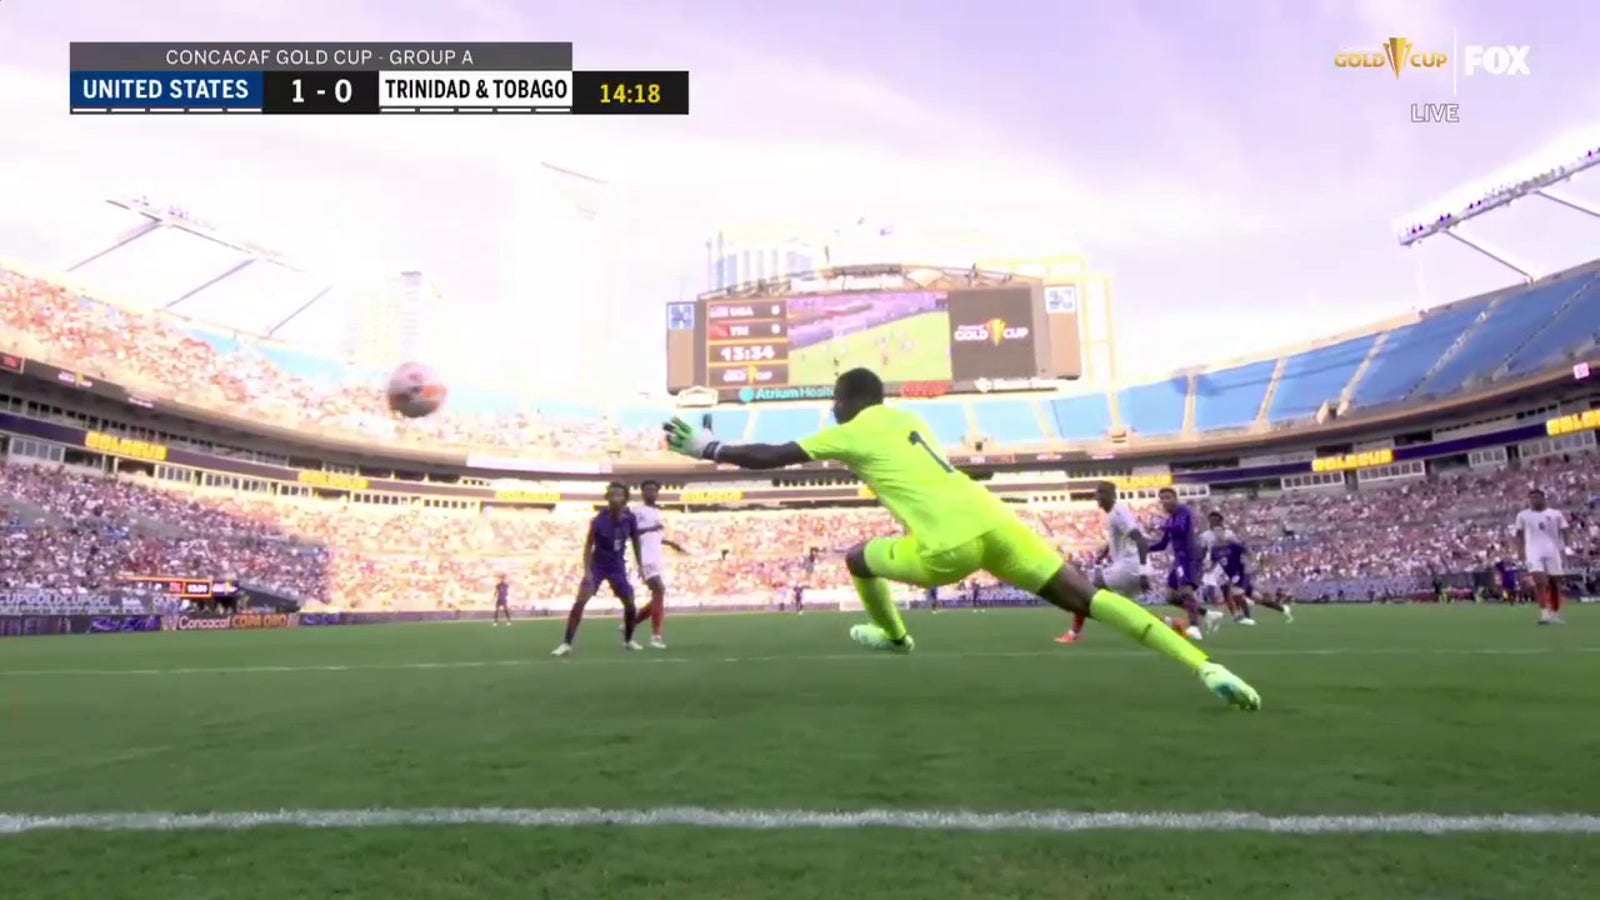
left=628, top=480, right=686, bottom=648
left=1514, top=488, right=1570, bottom=625
left=1199, top=515, right=1252, bottom=628
left=1057, top=481, right=1155, bottom=644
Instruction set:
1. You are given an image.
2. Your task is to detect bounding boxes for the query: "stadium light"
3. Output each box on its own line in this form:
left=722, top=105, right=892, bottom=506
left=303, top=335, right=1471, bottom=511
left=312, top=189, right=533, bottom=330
left=1394, top=129, right=1600, bottom=282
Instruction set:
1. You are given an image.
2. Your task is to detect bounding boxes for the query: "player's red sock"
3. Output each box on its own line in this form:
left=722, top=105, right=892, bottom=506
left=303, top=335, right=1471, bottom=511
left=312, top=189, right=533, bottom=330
left=1548, top=583, right=1562, bottom=613
left=649, top=599, right=665, bottom=635
left=1070, top=612, right=1086, bottom=634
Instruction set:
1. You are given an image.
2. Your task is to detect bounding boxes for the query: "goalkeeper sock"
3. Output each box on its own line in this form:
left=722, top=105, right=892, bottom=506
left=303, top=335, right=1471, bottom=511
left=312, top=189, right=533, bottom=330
left=1089, top=589, right=1207, bottom=672
left=853, top=575, right=908, bottom=642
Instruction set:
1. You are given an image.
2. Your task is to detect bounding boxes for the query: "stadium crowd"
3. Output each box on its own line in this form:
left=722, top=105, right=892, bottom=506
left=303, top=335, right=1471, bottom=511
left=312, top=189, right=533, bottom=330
left=0, top=269, right=668, bottom=459
left=3, top=454, right=1596, bottom=611
left=4, top=266, right=1599, bottom=612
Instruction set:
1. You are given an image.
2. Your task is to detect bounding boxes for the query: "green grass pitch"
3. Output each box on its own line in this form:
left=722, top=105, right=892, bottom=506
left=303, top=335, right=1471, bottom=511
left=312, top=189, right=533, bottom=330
left=786, top=311, right=953, bottom=386
left=3, top=605, right=1598, bottom=899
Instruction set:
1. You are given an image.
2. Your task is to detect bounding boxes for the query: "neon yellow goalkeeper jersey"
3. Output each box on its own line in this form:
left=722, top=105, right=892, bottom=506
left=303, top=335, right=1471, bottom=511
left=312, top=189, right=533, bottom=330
left=795, top=404, right=1015, bottom=554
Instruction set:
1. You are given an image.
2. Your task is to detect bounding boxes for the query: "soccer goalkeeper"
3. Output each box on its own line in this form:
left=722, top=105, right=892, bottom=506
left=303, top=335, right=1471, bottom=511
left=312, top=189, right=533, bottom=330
left=664, top=368, right=1260, bottom=710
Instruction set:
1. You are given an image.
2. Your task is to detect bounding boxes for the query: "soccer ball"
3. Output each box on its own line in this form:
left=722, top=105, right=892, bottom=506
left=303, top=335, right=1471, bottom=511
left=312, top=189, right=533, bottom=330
left=386, top=362, right=447, bottom=418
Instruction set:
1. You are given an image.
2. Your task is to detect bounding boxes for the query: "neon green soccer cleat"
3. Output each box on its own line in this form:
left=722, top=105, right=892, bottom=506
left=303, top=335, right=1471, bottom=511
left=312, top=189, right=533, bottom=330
left=848, top=624, right=915, bottom=653
left=1199, top=662, right=1261, bottom=711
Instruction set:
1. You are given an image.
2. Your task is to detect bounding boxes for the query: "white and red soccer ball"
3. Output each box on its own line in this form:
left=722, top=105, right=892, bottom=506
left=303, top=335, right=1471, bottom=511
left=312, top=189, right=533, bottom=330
left=386, top=362, right=447, bottom=418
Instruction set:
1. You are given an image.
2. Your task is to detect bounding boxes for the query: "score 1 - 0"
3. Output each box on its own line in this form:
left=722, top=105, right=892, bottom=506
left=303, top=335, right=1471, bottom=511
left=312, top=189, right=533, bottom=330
left=262, top=71, right=380, bottom=114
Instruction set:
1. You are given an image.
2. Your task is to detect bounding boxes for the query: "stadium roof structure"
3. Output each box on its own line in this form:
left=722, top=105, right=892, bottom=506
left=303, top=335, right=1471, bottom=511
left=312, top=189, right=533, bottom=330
left=1396, top=130, right=1600, bottom=280
left=17, top=197, right=380, bottom=342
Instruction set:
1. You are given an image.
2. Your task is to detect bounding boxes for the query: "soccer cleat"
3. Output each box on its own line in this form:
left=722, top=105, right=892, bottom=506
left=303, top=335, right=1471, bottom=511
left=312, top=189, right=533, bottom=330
left=624, top=640, right=644, bottom=651
left=649, top=636, right=668, bottom=649
left=1203, top=609, right=1225, bottom=633
left=1199, top=662, right=1261, bottom=711
left=1537, top=610, right=1552, bottom=625
left=1549, top=614, right=1567, bottom=625
left=848, top=623, right=915, bottom=653
left=1237, top=617, right=1257, bottom=627
left=1054, top=631, right=1081, bottom=644
left=1185, top=625, right=1204, bottom=642
left=552, top=643, right=572, bottom=657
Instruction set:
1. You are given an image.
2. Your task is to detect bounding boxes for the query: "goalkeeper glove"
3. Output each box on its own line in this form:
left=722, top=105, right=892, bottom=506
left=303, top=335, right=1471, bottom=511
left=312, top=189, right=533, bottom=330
left=663, top=417, right=720, bottom=460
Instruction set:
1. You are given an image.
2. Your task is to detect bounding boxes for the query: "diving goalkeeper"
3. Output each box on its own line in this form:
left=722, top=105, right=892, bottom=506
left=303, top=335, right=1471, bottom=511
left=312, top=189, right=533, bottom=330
left=664, top=368, right=1260, bottom=710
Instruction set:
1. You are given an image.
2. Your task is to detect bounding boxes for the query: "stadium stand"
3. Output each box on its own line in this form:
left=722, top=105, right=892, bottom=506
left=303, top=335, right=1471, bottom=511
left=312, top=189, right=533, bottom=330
left=896, top=400, right=969, bottom=447
left=971, top=399, right=1046, bottom=445
left=5, top=259, right=1599, bottom=456
left=1117, top=380, right=1187, bottom=436
left=2, top=454, right=1595, bottom=610
left=1266, top=334, right=1378, bottom=424
left=1414, top=273, right=1598, bottom=399
left=748, top=406, right=825, bottom=444
left=1193, top=360, right=1277, bottom=431
left=1047, top=393, right=1113, bottom=442
left=1346, top=300, right=1491, bottom=408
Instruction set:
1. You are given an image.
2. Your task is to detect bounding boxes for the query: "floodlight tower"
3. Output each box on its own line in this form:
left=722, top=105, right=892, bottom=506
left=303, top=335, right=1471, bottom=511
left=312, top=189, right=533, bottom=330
left=1395, top=131, right=1600, bottom=281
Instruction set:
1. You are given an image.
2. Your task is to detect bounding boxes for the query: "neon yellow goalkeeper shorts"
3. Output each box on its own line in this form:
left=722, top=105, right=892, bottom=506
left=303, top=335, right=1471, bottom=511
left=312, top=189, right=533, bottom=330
left=862, top=520, right=1063, bottom=593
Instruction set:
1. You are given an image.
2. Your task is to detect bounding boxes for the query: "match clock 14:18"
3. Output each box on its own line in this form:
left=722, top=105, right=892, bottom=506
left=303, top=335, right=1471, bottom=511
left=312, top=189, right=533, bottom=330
left=572, top=70, right=689, bottom=115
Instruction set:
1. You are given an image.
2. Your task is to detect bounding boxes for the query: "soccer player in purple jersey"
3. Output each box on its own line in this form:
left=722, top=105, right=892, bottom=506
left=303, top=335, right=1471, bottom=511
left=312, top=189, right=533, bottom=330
left=553, top=483, right=644, bottom=657
left=492, top=573, right=512, bottom=627
left=1148, top=488, right=1219, bottom=641
left=1207, top=511, right=1291, bottom=622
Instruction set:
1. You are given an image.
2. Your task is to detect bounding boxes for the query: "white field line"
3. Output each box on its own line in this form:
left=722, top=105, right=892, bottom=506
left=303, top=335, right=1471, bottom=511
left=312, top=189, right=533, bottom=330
left=2, top=807, right=1599, bottom=836
left=1, top=645, right=1597, bottom=678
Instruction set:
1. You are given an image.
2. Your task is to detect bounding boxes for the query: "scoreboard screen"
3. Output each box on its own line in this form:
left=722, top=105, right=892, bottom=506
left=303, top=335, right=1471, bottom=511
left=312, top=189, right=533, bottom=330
left=666, top=285, right=1085, bottom=401
left=68, top=42, right=689, bottom=115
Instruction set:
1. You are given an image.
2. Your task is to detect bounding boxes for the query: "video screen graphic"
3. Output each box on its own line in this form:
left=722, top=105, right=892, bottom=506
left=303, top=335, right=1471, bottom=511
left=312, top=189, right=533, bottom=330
left=785, top=291, right=952, bottom=385
left=669, top=283, right=1058, bottom=399
left=947, top=287, right=1037, bottom=379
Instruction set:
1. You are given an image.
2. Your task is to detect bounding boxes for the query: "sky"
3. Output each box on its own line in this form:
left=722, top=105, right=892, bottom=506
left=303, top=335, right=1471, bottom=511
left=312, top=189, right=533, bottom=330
left=0, top=0, right=1598, bottom=397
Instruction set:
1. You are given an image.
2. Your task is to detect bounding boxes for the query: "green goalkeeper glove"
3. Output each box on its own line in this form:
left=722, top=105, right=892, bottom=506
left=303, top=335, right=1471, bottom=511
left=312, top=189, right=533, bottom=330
left=663, top=417, right=720, bottom=460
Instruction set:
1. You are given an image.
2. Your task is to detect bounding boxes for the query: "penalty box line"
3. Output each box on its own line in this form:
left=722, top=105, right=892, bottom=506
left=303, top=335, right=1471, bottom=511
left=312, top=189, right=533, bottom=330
left=1, top=645, right=1598, bottom=678
left=2, top=807, right=1599, bottom=836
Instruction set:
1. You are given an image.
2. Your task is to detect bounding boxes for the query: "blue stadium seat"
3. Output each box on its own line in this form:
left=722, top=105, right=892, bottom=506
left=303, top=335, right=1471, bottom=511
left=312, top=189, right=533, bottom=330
left=256, top=344, right=349, bottom=383
left=1117, top=381, right=1186, bottom=436
left=1047, top=393, right=1112, bottom=441
left=1502, top=276, right=1600, bottom=377
left=1415, top=278, right=1589, bottom=397
left=898, top=401, right=968, bottom=447
left=1267, top=335, right=1378, bottom=423
left=1193, top=360, right=1277, bottom=431
left=749, top=407, right=825, bottom=443
left=705, top=409, right=751, bottom=441
left=181, top=325, right=242, bottom=355
left=1347, top=300, right=1490, bottom=407
left=971, top=399, right=1045, bottom=444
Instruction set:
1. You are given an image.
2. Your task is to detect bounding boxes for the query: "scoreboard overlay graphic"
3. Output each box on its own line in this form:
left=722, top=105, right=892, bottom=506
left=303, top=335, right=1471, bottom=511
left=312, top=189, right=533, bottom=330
left=68, top=43, right=689, bottom=115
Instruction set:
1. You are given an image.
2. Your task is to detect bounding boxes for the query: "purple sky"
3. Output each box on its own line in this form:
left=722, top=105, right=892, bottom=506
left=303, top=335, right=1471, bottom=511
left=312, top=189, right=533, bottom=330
left=1, top=0, right=1597, bottom=394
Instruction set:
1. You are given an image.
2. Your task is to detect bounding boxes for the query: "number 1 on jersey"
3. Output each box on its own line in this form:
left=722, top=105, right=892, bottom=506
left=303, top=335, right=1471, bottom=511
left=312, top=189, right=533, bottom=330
left=908, top=430, right=956, bottom=474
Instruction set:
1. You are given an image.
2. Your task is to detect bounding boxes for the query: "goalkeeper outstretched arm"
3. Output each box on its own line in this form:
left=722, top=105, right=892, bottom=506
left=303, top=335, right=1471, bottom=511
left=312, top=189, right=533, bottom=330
left=662, top=418, right=811, bottom=470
